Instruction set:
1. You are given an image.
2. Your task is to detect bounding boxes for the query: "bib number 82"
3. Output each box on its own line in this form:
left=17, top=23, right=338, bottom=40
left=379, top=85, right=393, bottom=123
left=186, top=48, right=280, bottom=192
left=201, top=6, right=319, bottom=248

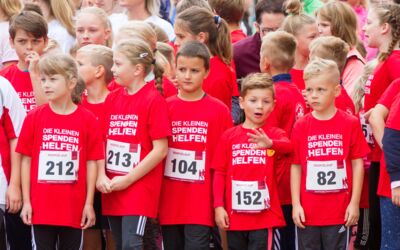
left=45, top=161, right=74, bottom=176
left=317, top=171, right=336, bottom=185
left=235, top=190, right=262, bottom=206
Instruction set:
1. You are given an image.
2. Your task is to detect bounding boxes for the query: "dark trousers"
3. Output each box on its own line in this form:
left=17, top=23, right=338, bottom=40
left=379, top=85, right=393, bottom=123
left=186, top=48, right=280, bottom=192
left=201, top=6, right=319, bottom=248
left=227, top=229, right=268, bottom=250
left=162, top=224, right=211, bottom=250
left=32, top=225, right=83, bottom=250
left=354, top=208, right=370, bottom=249
left=0, top=209, right=6, bottom=250
left=108, top=215, right=146, bottom=250
left=368, top=162, right=381, bottom=250
left=296, top=225, right=349, bottom=250
left=5, top=211, right=31, bottom=250
left=273, top=205, right=295, bottom=250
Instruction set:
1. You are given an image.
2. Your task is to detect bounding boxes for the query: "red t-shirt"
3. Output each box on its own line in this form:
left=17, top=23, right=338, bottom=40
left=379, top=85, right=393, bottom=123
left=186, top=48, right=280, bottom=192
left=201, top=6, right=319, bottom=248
left=335, top=86, right=356, bottom=116
left=101, top=83, right=171, bottom=217
left=364, top=51, right=400, bottom=161
left=290, top=68, right=305, bottom=90
left=291, top=110, right=370, bottom=226
left=203, top=56, right=240, bottom=111
left=377, top=79, right=400, bottom=198
left=16, top=105, right=104, bottom=228
left=81, top=96, right=107, bottom=124
left=0, top=77, right=26, bottom=183
left=267, top=80, right=306, bottom=205
left=0, top=64, right=36, bottom=112
left=158, top=95, right=232, bottom=226
left=231, top=30, right=247, bottom=44
left=212, top=125, right=287, bottom=230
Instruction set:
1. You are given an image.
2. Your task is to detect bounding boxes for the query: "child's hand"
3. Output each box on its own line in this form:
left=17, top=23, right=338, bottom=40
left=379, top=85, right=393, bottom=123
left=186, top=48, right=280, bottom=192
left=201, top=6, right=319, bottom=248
left=81, top=204, right=96, bottom=229
left=392, top=187, right=400, bottom=207
left=247, top=128, right=273, bottom=149
left=215, top=207, right=229, bottom=230
left=6, top=184, right=22, bottom=213
left=20, top=203, right=32, bottom=225
left=344, top=201, right=359, bottom=227
left=25, top=51, right=40, bottom=74
left=96, top=174, right=112, bottom=194
left=110, top=175, right=131, bottom=191
left=292, top=204, right=306, bottom=229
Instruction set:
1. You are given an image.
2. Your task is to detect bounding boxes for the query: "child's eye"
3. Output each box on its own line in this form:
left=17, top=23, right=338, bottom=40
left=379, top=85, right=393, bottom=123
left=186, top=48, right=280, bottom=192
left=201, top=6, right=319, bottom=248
left=191, top=69, right=199, bottom=73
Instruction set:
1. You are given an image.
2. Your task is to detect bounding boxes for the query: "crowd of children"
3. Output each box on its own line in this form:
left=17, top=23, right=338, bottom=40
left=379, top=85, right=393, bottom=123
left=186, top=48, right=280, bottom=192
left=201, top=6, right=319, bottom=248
left=0, top=0, right=400, bottom=250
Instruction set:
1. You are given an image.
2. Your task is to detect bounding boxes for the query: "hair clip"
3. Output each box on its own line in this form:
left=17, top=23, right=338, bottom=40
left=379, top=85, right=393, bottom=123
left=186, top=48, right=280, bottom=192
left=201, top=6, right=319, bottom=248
left=139, top=52, right=149, bottom=58
left=214, top=15, right=221, bottom=28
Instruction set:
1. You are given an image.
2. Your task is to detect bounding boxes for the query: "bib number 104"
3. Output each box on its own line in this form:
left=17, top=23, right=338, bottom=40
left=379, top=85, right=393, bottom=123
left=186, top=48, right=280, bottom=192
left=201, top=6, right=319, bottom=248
left=164, top=148, right=205, bottom=182
left=170, top=159, right=197, bottom=175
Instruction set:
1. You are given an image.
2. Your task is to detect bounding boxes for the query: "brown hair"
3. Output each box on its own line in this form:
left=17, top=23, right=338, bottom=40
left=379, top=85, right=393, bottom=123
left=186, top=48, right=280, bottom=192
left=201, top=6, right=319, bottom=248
left=309, top=36, right=350, bottom=74
left=116, top=21, right=157, bottom=50
left=148, top=22, right=169, bottom=43
left=0, top=0, right=22, bottom=20
left=39, top=54, right=85, bottom=104
left=9, top=11, right=48, bottom=40
left=156, top=42, right=174, bottom=65
left=304, top=57, right=340, bottom=85
left=176, top=41, right=211, bottom=70
left=176, top=0, right=212, bottom=14
left=316, top=1, right=359, bottom=48
left=255, top=0, right=285, bottom=24
left=23, top=3, right=43, bottom=16
left=209, top=0, right=245, bottom=24
left=115, top=39, right=164, bottom=95
left=282, top=0, right=315, bottom=36
left=176, top=6, right=232, bottom=65
left=77, top=44, right=114, bottom=83
left=260, top=30, right=296, bottom=71
left=241, top=73, right=275, bottom=98
left=374, top=4, right=400, bottom=61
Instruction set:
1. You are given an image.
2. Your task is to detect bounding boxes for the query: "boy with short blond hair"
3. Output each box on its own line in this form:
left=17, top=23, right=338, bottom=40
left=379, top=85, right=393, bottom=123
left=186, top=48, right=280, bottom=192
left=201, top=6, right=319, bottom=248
left=291, top=58, right=369, bottom=250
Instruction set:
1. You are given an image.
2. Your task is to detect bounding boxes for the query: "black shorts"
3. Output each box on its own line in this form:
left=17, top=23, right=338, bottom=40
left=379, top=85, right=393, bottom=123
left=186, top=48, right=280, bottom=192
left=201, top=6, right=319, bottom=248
left=32, top=225, right=83, bottom=250
left=296, top=225, right=350, bottom=250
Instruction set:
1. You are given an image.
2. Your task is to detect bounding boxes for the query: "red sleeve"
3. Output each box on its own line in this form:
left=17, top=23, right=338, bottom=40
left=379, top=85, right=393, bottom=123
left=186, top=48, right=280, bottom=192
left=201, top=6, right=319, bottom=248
left=269, top=127, right=293, bottom=154
left=148, top=95, right=171, bottom=140
left=15, top=112, right=35, bottom=157
left=211, top=132, right=229, bottom=172
left=349, top=117, right=371, bottom=159
left=86, top=114, right=105, bottom=160
left=213, top=170, right=226, bottom=208
left=291, top=121, right=302, bottom=165
left=378, top=79, right=400, bottom=109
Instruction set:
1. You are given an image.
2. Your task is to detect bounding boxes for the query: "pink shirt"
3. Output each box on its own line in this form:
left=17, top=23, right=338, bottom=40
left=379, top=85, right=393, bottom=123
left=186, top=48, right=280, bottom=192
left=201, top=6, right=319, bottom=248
left=342, top=48, right=365, bottom=98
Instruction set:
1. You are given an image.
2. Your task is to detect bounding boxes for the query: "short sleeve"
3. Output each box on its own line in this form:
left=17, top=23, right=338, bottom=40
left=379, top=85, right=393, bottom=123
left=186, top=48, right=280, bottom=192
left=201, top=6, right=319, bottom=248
left=16, top=112, right=35, bottom=157
left=378, top=79, right=400, bottom=109
left=349, top=118, right=370, bottom=159
left=148, top=94, right=171, bottom=140
left=291, top=121, right=302, bottom=165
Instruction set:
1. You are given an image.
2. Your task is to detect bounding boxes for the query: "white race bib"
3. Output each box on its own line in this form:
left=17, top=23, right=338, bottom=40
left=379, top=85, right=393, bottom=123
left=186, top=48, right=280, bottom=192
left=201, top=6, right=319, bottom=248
left=38, top=150, right=79, bottom=183
left=164, top=148, right=206, bottom=182
left=232, top=180, right=270, bottom=212
left=306, top=160, right=348, bottom=193
left=360, top=112, right=374, bottom=144
left=106, top=139, right=140, bottom=174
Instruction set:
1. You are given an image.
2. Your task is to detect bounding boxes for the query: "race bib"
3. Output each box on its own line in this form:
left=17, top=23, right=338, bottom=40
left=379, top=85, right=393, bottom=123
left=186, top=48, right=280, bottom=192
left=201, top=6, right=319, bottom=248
left=306, top=160, right=348, bottom=193
left=106, top=139, right=140, bottom=174
left=360, top=112, right=374, bottom=144
left=164, top=148, right=206, bottom=182
left=38, top=150, right=79, bottom=183
left=232, top=180, right=270, bottom=212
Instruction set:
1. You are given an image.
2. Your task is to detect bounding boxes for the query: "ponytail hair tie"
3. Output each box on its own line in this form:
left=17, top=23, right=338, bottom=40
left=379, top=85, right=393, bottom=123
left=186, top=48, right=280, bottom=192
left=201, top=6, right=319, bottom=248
left=214, top=15, right=221, bottom=28
left=152, top=59, right=156, bottom=65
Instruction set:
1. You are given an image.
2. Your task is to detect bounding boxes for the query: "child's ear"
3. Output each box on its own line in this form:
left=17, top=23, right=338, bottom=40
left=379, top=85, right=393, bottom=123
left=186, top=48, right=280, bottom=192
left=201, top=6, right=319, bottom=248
left=381, top=22, right=391, bottom=36
left=95, top=65, right=105, bottom=79
left=334, top=83, right=341, bottom=97
left=259, top=56, right=270, bottom=73
left=196, top=32, right=208, bottom=44
left=239, top=96, right=244, bottom=109
left=104, top=28, right=112, bottom=41
left=69, top=77, right=78, bottom=90
left=133, top=64, right=145, bottom=76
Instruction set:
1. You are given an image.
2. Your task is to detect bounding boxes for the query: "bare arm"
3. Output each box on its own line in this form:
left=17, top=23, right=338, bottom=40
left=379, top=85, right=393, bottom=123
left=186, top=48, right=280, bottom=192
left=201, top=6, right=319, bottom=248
left=6, top=138, right=22, bottom=213
left=369, top=104, right=389, bottom=148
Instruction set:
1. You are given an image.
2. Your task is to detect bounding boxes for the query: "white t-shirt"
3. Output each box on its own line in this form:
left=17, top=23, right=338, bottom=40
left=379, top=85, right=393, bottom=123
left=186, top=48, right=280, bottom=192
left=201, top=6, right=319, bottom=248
left=48, top=20, right=76, bottom=54
left=110, top=13, right=175, bottom=41
left=0, top=22, right=18, bottom=70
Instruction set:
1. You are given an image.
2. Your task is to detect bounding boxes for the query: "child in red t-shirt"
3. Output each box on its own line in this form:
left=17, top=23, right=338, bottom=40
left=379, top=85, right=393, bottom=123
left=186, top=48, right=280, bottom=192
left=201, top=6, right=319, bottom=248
left=213, top=73, right=289, bottom=249
left=96, top=38, right=171, bottom=250
left=158, top=41, right=232, bottom=249
left=369, top=79, right=400, bottom=249
left=76, top=44, right=114, bottom=250
left=174, top=6, right=240, bottom=112
left=291, top=58, right=369, bottom=250
left=17, top=54, right=104, bottom=249
left=259, top=30, right=306, bottom=249
left=0, top=11, right=49, bottom=111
